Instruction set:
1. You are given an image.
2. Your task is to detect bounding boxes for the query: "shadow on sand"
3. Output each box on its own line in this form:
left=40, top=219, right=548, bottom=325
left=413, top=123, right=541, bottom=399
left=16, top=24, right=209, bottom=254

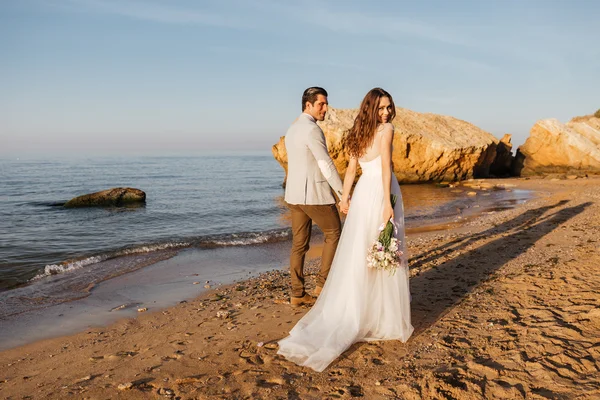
left=408, top=199, right=590, bottom=334
left=337, top=199, right=590, bottom=365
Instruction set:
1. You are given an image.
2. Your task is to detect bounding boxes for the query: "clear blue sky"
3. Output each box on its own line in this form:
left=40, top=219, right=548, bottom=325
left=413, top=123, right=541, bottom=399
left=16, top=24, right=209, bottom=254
left=1, top=0, right=599, bottom=156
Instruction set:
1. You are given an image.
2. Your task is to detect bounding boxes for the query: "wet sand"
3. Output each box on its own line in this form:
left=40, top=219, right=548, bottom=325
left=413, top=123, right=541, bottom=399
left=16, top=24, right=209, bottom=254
left=0, top=240, right=320, bottom=351
left=0, top=176, right=599, bottom=399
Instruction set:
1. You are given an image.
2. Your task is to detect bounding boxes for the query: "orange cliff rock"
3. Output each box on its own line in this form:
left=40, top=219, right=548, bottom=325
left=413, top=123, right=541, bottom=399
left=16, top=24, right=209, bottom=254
left=272, top=107, right=502, bottom=185
left=513, top=116, right=600, bottom=176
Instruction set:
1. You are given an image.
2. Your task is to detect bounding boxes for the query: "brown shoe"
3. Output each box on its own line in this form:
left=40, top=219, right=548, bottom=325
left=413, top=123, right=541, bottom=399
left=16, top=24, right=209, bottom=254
left=314, top=286, right=323, bottom=297
left=290, top=293, right=315, bottom=308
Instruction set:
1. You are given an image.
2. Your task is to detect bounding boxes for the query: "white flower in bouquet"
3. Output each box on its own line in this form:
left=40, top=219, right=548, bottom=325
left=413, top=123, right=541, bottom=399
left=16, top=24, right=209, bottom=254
left=366, top=195, right=404, bottom=275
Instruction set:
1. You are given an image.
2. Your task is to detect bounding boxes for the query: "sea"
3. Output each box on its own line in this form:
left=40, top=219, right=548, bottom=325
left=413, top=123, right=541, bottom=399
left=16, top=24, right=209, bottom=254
left=0, top=153, right=532, bottom=345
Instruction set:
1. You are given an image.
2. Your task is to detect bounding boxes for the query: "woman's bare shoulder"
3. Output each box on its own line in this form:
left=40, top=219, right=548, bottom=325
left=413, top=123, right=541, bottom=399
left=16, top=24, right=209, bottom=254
left=377, top=122, right=394, bottom=135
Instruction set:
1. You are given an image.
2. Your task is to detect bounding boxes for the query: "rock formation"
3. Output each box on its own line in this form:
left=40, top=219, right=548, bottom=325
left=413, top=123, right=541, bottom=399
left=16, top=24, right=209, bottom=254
left=513, top=116, right=600, bottom=176
left=64, top=188, right=146, bottom=208
left=272, top=107, right=501, bottom=184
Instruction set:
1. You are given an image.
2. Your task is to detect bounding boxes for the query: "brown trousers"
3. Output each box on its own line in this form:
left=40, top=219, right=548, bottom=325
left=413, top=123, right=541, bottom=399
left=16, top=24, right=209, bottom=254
left=288, top=203, right=341, bottom=298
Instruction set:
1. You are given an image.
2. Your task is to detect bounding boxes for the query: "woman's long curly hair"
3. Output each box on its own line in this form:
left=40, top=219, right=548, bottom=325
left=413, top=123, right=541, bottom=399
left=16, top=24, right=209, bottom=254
left=344, top=88, right=396, bottom=158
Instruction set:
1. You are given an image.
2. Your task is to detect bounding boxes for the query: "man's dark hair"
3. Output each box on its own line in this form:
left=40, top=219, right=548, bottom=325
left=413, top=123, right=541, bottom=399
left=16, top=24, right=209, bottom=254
left=301, top=87, right=328, bottom=111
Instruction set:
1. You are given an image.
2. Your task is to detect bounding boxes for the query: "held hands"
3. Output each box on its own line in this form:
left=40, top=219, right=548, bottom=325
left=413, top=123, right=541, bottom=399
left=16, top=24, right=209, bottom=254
left=382, top=202, right=394, bottom=225
left=339, top=199, right=351, bottom=214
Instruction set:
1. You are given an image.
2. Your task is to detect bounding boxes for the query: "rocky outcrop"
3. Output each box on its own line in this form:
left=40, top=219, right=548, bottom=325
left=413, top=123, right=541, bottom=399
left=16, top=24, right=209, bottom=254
left=64, top=188, right=146, bottom=208
left=568, top=116, right=600, bottom=146
left=513, top=117, right=600, bottom=176
left=272, top=107, right=500, bottom=184
left=271, top=136, right=290, bottom=185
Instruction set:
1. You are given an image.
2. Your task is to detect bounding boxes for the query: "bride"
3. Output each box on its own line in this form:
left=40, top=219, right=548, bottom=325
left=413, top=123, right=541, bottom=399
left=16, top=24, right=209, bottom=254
left=277, top=88, right=414, bottom=372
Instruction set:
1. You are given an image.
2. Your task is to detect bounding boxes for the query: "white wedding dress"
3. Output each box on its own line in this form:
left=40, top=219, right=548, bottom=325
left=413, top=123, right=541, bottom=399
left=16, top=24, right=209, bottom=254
left=278, top=140, right=414, bottom=372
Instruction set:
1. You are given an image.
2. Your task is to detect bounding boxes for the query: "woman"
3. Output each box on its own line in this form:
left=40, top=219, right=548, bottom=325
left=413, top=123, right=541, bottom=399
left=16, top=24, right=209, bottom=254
left=278, top=88, right=414, bottom=372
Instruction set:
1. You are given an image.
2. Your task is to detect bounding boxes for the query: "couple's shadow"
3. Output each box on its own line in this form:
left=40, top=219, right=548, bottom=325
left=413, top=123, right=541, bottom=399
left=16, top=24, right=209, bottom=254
left=339, top=199, right=590, bottom=363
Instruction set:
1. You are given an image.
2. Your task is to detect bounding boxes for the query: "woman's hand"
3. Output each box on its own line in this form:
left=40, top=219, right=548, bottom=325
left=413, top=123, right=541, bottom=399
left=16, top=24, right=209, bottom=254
left=340, top=199, right=350, bottom=214
left=382, top=202, right=394, bottom=225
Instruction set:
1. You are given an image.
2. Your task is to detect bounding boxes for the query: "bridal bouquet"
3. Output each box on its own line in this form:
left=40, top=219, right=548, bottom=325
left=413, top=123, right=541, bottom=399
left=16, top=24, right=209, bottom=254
left=366, top=194, right=403, bottom=275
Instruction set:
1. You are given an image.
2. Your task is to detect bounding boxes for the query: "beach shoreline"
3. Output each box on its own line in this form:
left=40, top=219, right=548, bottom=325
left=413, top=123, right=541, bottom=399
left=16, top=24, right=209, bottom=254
left=0, top=239, right=327, bottom=351
left=0, top=177, right=535, bottom=350
left=1, top=176, right=598, bottom=399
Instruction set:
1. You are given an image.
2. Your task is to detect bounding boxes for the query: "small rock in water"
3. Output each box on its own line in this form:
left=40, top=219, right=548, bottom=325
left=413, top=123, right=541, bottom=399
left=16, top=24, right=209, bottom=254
left=137, top=308, right=148, bottom=313
left=467, top=191, right=477, bottom=196
left=204, top=284, right=211, bottom=289
left=64, top=187, right=145, bottom=208
left=193, top=281, right=200, bottom=285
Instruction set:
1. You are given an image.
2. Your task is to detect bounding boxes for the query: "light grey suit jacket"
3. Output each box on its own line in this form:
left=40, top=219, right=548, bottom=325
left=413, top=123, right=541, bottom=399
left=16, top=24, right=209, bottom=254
left=284, top=113, right=344, bottom=205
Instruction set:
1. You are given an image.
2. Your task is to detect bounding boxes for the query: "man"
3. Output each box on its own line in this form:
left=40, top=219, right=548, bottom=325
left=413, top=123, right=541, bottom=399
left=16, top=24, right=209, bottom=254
left=284, top=87, right=344, bottom=307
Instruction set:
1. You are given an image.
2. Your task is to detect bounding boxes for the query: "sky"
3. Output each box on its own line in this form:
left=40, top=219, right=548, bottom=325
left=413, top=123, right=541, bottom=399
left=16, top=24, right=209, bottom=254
left=1, top=0, right=599, bottom=156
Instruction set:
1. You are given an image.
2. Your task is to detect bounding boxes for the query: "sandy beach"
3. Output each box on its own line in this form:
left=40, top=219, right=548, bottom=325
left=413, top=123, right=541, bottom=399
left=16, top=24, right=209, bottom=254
left=1, top=176, right=599, bottom=399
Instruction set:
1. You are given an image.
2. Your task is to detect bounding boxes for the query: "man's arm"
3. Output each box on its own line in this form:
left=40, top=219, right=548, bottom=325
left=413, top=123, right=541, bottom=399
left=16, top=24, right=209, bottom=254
left=306, top=127, right=344, bottom=198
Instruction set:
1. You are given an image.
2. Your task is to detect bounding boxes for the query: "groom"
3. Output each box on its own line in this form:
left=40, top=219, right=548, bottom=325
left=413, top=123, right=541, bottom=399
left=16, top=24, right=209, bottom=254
left=284, top=87, right=344, bottom=307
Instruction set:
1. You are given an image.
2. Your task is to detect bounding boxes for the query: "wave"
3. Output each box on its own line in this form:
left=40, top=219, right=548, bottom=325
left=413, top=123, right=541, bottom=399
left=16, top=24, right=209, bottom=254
left=30, top=229, right=292, bottom=281
left=34, top=256, right=104, bottom=279
left=31, top=241, right=190, bottom=281
left=196, top=229, right=291, bottom=247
